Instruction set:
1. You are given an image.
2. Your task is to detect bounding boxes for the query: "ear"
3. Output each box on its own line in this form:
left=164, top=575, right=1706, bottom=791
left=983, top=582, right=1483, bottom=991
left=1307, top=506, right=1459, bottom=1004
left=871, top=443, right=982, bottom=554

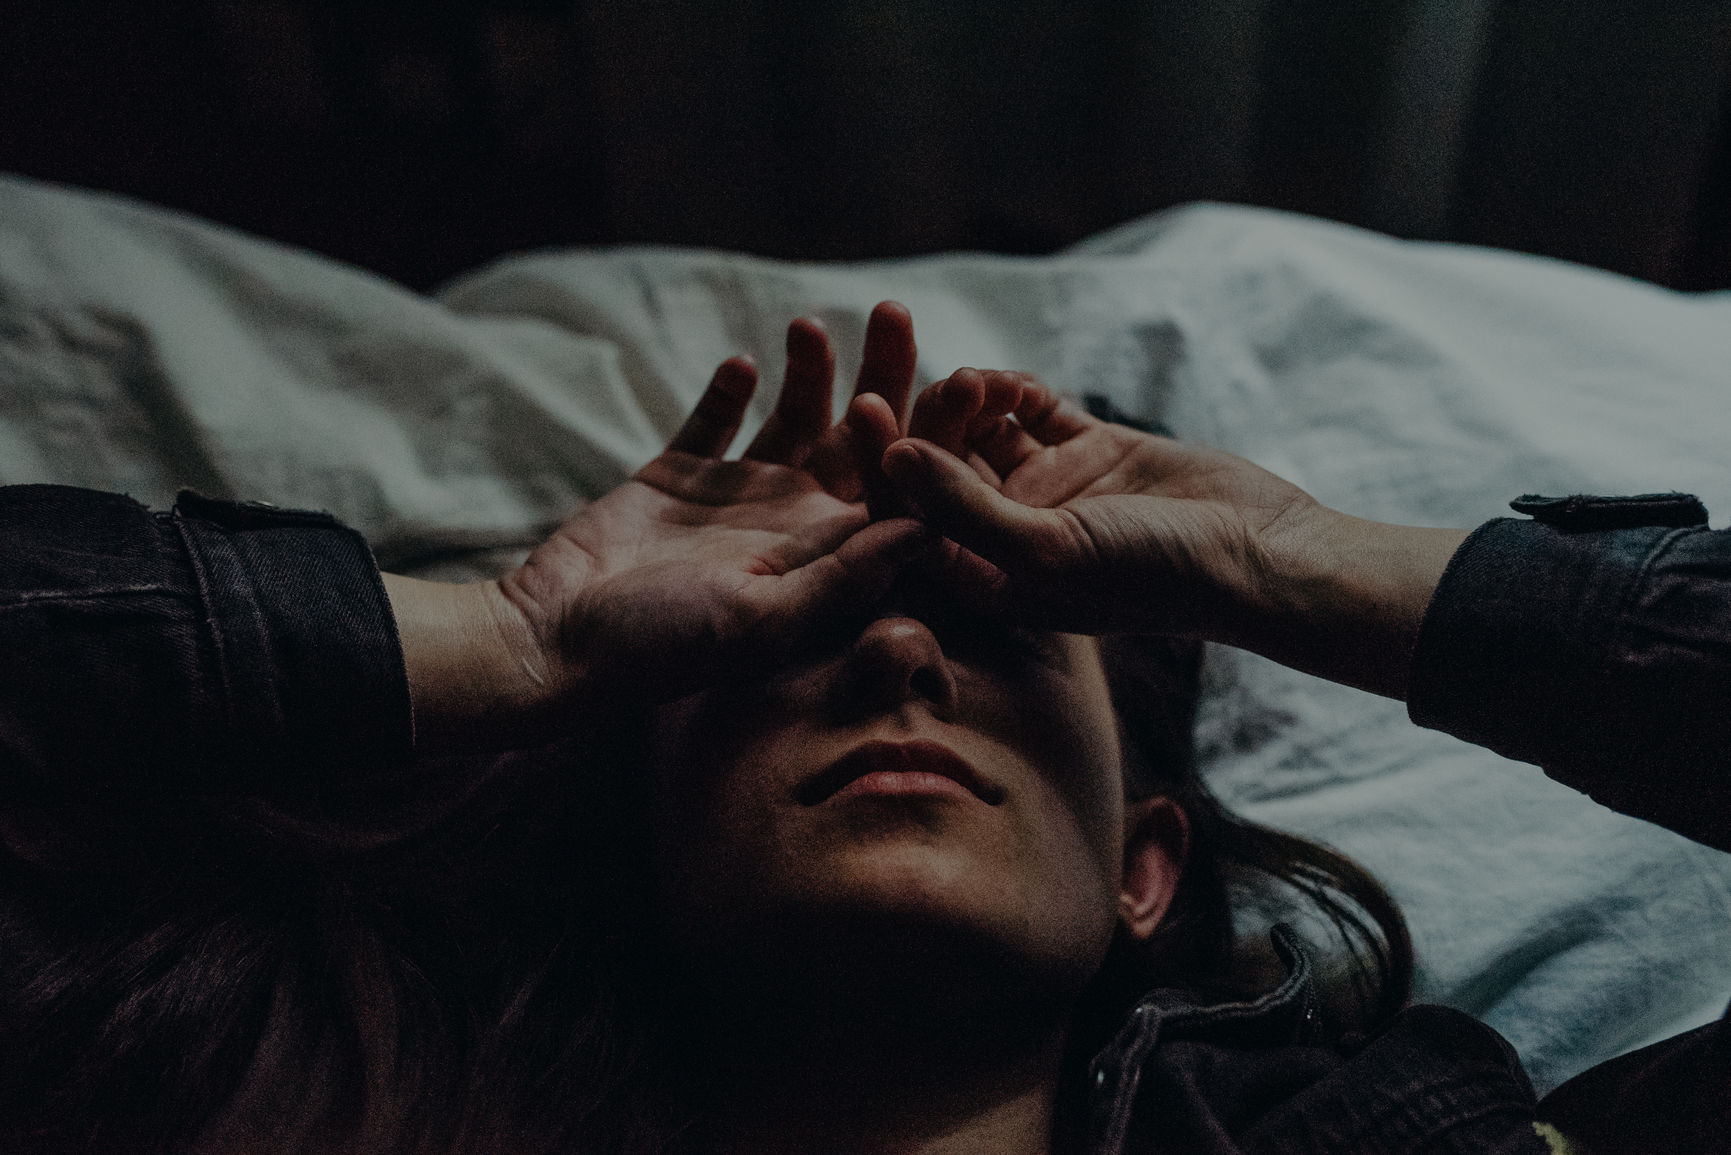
left=1119, top=797, right=1190, bottom=942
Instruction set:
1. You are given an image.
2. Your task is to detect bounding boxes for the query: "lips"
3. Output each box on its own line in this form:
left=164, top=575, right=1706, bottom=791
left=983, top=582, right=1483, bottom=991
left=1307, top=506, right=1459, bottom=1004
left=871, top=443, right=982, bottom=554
left=796, top=739, right=1006, bottom=806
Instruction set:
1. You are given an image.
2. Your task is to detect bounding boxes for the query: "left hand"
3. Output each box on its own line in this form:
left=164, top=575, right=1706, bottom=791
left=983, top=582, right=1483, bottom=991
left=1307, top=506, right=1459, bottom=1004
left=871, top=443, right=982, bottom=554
left=879, top=368, right=1320, bottom=637
left=878, top=368, right=1468, bottom=698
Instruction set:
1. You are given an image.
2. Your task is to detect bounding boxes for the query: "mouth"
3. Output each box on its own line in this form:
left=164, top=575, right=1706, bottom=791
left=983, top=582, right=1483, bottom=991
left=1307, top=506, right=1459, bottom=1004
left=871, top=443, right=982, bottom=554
left=796, top=739, right=1006, bottom=807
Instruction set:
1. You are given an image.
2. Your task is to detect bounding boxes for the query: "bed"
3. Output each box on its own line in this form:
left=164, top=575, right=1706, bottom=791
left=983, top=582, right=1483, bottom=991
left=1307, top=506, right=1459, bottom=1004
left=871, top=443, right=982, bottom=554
left=4, top=171, right=1729, bottom=1095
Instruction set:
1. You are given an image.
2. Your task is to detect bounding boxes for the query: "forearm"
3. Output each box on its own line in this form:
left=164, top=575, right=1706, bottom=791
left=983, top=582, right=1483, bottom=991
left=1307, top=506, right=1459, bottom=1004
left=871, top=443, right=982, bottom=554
left=1227, top=495, right=1731, bottom=852
left=1223, top=508, right=1469, bottom=701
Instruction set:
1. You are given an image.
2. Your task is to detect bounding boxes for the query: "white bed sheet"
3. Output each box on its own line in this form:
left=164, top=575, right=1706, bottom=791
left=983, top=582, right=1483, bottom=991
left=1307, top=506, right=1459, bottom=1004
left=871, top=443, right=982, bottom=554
left=4, top=173, right=1730, bottom=1094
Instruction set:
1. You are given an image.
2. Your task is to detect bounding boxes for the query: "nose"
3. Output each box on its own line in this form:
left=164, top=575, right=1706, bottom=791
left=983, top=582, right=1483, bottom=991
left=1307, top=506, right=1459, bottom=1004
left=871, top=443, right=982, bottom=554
left=837, top=615, right=959, bottom=721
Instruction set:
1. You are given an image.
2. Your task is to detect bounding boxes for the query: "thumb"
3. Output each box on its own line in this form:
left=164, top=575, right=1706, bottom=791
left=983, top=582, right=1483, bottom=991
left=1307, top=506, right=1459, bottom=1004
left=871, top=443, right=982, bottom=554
left=882, top=439, right=1065, bottom=572
left=768, top=517, right=936, bottom=635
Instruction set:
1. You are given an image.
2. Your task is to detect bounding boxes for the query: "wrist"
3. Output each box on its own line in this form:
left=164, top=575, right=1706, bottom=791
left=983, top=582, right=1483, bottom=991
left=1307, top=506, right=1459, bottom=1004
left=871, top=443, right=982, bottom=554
left=383, top=574, right=568, bottom=755
left=1225, top=508, right=1469, bottom=700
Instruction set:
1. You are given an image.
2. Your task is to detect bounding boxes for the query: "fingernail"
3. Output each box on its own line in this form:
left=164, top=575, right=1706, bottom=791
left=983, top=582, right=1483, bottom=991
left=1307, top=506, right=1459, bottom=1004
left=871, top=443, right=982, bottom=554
left=715, top=356, right=756, bottom=395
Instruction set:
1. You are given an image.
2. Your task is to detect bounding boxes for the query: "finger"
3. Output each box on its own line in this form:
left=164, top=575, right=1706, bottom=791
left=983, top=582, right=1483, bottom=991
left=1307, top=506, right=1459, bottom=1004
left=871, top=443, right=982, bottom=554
left=768, top=517, right=937, bottom=637
left=907, top=370, right=981, bottom=457
left=667, top=356, right=759, bottom=457
left=964, top=448, right=1004, bottom=489
left=1014, top=378, right=1100, bottom=444
left=957, top=369, right=1041, bottom=474
left=853, top=301, right=918, bottom=428
left=803, top=389, right=895, bottom=501
left=908, top=367, right=1027, bottom=458
left=843, top=393, right=915, bottom=521
left=781, top=504, right=875, bottom=560
left=744, top=317, right=836, bottom=466
left=965, top=412, right=1045, bottom=480
left=882, top=438, right=1074, bottom=572
left=918, top=538, right=1015, bottom=618
left=975, top=369, right=1025, bottom=420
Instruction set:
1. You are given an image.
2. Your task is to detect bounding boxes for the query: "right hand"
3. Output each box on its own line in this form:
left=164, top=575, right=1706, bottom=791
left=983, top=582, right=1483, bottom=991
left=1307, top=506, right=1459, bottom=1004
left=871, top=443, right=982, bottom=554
left=499, top=306, right=927, bottom=708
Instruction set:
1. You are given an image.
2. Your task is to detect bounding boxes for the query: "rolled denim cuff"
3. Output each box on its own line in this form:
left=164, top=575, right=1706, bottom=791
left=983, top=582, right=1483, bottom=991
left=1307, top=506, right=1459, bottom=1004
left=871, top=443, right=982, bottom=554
left=169, top=492, right=413, bottom=807
left=1409, top=516, right=1731, bottom=852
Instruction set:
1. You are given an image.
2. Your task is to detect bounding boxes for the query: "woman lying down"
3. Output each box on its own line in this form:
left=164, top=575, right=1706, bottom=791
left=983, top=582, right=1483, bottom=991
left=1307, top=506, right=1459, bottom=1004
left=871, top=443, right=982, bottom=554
left=0, top=302, right=1725, bottom=1154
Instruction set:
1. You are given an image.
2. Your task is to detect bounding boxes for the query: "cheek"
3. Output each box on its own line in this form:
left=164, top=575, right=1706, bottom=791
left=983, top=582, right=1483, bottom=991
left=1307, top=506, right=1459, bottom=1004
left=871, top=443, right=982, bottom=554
left=992, top=664, right=1127, bottom=879
left=645, top=698, right=729, bottom=932
left=645, top=696, right=807, bottom=941
left=987, top=660, right=1129, bottom=957
left=1000, top=756, right=1126, bottom=967
left=909, top=667, right=1127, bottom=971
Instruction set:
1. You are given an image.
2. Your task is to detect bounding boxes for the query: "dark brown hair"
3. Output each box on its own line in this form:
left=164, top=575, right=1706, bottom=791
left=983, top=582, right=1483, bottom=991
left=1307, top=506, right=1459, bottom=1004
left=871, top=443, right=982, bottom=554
left=1073, top=393, right=1412, bottom=1044
left=0, top=623, right=1410, bottom=1155
left=1088, top=633, right=1412, bottom=1030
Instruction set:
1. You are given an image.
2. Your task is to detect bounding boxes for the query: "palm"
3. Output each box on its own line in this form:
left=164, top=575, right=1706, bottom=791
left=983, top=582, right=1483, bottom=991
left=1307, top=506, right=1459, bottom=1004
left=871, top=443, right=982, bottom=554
left=498, top=303, right=928, bottom=709
left=1006, top=431, right=1299, bottom=631
left=891, top=371, right=1317, bottom=637
left=1007, top=420, right=1300, bottom=522
left=525, top=454, right=867, bottom=696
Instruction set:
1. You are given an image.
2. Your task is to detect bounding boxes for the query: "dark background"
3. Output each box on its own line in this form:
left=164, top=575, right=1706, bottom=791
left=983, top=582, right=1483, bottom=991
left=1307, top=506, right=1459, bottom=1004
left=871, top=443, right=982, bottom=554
left=4, top=0, right=1730, bottom=292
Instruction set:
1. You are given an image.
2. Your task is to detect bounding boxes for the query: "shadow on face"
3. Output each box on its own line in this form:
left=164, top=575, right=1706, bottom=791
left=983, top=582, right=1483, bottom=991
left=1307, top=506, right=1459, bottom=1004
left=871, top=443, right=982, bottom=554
left=644, top=577, right=1142, bottom=1021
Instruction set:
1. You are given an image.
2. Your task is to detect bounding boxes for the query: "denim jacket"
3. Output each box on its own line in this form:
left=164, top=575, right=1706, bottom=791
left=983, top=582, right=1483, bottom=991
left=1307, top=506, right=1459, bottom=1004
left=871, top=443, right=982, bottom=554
left=1084, top=923, right=1549, bottom=1153
left=2, top=484, right=1728, bottom=1153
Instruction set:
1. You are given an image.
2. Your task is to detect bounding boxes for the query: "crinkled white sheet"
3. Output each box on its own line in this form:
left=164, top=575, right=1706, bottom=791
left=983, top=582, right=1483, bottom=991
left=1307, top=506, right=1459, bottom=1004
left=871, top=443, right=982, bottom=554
left=5, top=173, right=1730, bottom=1094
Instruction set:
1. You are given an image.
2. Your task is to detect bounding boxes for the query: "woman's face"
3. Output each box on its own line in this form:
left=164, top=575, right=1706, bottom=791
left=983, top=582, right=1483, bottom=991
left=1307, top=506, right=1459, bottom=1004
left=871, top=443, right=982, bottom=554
left=646, top=578, right=1133, bottom=1007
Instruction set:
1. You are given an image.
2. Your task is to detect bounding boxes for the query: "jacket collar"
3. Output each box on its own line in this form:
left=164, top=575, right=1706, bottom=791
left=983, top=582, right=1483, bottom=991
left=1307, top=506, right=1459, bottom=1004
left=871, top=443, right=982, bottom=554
left=1085, top=924, right=1321, bottom=1155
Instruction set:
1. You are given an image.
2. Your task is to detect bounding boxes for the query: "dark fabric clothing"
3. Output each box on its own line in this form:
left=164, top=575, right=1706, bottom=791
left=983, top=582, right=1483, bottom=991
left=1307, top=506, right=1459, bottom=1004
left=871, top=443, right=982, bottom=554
left=1086, top=925, right=1547, bottom=1153
left=0, top=484, right=412, bottom=811
left=1405, top=502, right=1731, bottom=1154
left=1409, top=511, right=1731, bottom=855
left=1, top=482, right=1728, bottom=1153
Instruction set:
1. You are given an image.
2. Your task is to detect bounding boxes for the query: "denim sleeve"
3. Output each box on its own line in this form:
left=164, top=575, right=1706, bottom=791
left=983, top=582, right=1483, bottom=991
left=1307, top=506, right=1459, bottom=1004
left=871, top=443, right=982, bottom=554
left=0, top=484, right=412, bottom=809
left=1408, top=514, right=1731, bottom=852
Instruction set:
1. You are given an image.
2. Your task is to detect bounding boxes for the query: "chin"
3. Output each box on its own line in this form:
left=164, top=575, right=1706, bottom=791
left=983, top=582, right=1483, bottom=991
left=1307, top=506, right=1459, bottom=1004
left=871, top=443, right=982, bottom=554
left=655, top=811, right=1118, bottom=1016
left=738, top=898, right=1085, bottom=1020
left=819, top=838, right=987, bottom=900
left=672, top=849, right=1111, bottom=1017
left=805, top=838, right=1112, bottom=953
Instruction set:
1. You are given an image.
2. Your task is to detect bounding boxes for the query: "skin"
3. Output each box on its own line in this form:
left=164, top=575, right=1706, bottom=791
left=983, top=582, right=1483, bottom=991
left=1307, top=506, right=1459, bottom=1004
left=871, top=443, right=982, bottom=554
left=386, top=304, right=935, bottom=754
left=879, top=371, right=1469, bottom=699
left=382, top=300, right=1468, bottom=1151
left=388, top=305, right=1189, bottom=1152
left=647, top=591, right=1185, bottom=1155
